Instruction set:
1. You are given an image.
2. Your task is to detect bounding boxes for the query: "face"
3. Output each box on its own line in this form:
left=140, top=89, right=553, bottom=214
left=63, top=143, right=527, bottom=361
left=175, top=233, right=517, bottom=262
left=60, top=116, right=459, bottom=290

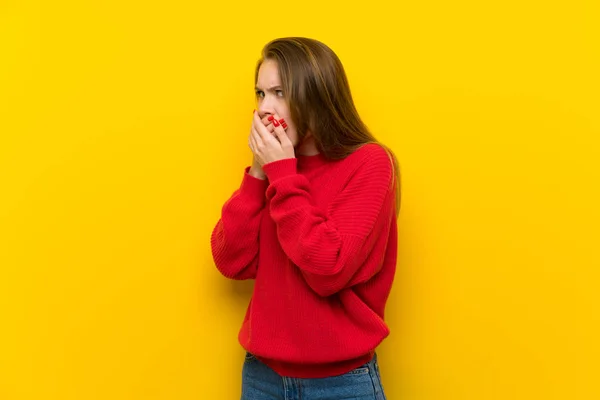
left=255, top=59, right=300, bottom=146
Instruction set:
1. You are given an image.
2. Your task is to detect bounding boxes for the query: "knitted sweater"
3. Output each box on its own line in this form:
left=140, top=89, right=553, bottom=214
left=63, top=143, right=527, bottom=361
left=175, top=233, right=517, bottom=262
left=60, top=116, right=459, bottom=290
left=211, top=143, right=398, bottom=378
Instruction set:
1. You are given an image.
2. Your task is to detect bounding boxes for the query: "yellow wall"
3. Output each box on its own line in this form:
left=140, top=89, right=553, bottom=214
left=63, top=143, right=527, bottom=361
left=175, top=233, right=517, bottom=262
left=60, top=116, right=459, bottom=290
left=1, top=1, right=598, bottom=399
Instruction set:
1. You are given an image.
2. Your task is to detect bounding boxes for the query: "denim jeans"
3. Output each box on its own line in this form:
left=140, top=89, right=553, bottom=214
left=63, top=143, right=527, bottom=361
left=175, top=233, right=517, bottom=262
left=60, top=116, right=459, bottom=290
left=241, top=352, right=387, bottom=400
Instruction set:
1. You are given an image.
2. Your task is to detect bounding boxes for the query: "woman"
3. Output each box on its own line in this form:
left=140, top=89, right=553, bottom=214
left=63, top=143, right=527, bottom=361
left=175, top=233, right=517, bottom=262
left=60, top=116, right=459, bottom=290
left=211, top=37, right=400, bottom=400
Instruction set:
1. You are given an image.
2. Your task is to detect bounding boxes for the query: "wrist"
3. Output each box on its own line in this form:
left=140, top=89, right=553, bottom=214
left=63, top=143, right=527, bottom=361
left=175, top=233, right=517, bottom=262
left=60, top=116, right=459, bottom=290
left=248, top=166, right=266, bottom=180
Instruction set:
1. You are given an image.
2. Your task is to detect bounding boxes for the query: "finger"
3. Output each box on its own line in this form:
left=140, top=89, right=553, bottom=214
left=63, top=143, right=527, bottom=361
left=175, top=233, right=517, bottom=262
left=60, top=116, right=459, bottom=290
left=253, top=112, right=274, bottom=143
left=251, top=124, right=263, bottom=148
left=249, top=113, right=261, bottom=150
left=272, top=119, right=293, bottom=147
left=271, top=113, right=289, bottom=137
left=260, top=121, right=275, bottom=134
left=270, top=114, right=288, bottom=131
left=261, top=114, right=273, bottom=127
left=248, top=130, right=257, bottom=153
left=260, top=115, right=277, bottom=134
left=261, top=113, right=281, bottom=134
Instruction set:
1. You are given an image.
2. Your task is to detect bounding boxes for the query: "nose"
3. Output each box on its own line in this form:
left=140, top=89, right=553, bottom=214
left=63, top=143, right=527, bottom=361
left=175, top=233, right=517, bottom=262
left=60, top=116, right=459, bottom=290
left=258, top=96, right=276, bottom=117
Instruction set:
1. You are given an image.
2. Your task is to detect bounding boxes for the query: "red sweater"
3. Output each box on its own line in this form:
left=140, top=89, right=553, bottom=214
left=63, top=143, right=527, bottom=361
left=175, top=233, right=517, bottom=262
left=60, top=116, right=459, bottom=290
left=211, top=143, right=398, bottom=378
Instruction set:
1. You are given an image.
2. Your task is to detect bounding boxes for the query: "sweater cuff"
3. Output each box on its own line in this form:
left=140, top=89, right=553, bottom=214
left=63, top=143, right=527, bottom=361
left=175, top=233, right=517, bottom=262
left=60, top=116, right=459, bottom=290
left=240, top=166, right=269, bottom=199
left=262, top=158, right=298, bottom=182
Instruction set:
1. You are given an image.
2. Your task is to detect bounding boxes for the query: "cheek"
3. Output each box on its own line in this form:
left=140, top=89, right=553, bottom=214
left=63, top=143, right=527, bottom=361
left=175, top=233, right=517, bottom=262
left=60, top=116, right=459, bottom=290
left=274, top=104, right=291, bottom=120
left=287, top=128, right=299, bottom=145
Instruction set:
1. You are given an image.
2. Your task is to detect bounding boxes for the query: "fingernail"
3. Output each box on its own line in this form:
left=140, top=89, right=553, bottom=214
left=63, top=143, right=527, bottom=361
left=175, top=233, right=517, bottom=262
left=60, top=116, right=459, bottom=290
left=273, top=120, right=280, bottom=127
left=279, top=119, right=285, bottom=124
left=282, top=123, right=288, bottom=128
left=268, top=116, right=274, bottom=121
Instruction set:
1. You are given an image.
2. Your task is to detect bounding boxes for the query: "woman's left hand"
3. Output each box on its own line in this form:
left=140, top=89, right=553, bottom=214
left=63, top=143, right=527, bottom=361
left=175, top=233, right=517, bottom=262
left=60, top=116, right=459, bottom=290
left=249, top=111, right=295, bottom=166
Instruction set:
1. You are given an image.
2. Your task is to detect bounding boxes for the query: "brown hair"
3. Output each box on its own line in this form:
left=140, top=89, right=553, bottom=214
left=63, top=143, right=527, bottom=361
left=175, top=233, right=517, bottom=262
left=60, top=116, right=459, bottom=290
left=256, top=37, right=401, bottom=214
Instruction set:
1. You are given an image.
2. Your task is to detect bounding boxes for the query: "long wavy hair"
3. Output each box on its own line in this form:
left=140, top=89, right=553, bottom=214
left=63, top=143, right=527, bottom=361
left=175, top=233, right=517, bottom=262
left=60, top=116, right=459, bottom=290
left=256, top=37, right=401, bottom=215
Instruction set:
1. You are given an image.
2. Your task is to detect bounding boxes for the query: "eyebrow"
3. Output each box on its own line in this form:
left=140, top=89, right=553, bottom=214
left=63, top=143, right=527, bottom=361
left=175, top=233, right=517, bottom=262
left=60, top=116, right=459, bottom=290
left=255, top=85, right=282, bottom=92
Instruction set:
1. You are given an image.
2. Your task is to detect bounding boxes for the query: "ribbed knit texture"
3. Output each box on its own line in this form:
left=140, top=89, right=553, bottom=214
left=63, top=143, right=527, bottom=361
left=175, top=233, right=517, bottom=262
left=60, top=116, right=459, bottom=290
left=210, top=143, right=398, bottom=378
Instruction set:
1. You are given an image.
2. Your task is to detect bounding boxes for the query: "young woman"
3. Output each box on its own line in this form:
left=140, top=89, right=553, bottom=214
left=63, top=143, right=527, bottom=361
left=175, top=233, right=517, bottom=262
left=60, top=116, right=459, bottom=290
left=211, top=37, right=400, bottom=400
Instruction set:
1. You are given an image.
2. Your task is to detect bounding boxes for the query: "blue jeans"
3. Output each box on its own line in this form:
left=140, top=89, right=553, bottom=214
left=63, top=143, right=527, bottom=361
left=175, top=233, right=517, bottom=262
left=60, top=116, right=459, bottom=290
left=241, top=353, right=387, bottom=400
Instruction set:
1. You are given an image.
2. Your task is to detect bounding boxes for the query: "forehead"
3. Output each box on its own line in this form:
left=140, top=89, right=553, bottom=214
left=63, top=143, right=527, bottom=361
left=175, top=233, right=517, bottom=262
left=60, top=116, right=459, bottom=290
left=257, top=59, right=281, bottom=87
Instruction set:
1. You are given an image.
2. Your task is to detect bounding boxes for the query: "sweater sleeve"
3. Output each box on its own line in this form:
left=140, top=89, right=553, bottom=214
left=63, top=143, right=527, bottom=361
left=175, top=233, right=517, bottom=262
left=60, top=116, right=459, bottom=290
left=262, top=148, right=395, bottom=297
left=210, top=167, right=268, bottom=280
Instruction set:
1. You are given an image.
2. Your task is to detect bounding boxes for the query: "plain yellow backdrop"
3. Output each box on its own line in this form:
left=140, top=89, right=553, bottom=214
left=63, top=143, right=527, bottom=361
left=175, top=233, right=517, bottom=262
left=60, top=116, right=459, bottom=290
left=1, top=1, right=598, bottom=399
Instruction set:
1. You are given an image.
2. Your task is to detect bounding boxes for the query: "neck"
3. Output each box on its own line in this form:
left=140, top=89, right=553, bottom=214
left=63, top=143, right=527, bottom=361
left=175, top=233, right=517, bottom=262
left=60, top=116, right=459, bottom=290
left=296, top=135, right=319, bottom=156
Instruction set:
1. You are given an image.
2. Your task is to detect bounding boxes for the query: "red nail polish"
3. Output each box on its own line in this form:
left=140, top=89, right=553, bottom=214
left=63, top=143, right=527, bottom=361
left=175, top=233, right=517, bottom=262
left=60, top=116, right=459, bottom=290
left=279, top=119, right=285, bottom=123
left=273, top=120, right=280, bottom=127
left=282, top=123, right=288, bottom=128
left=268, top=116, right=274, bottom=121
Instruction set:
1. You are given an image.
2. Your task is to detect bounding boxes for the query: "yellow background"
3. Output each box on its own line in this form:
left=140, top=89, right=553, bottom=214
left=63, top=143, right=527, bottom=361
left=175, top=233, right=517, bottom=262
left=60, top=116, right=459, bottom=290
left=1, top=1, right=598, bottom=399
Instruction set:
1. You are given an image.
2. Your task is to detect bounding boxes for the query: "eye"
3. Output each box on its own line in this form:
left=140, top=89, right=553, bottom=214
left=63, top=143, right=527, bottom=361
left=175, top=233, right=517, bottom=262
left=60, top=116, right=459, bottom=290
left=255, top=90, right=265, bottom=99
left=276, top=90, right=284, bottom=97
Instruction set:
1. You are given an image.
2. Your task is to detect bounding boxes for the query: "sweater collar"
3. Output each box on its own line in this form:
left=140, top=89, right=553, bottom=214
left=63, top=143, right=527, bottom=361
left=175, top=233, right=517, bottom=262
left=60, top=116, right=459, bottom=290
left=297, top=152, right=328, bottom=170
